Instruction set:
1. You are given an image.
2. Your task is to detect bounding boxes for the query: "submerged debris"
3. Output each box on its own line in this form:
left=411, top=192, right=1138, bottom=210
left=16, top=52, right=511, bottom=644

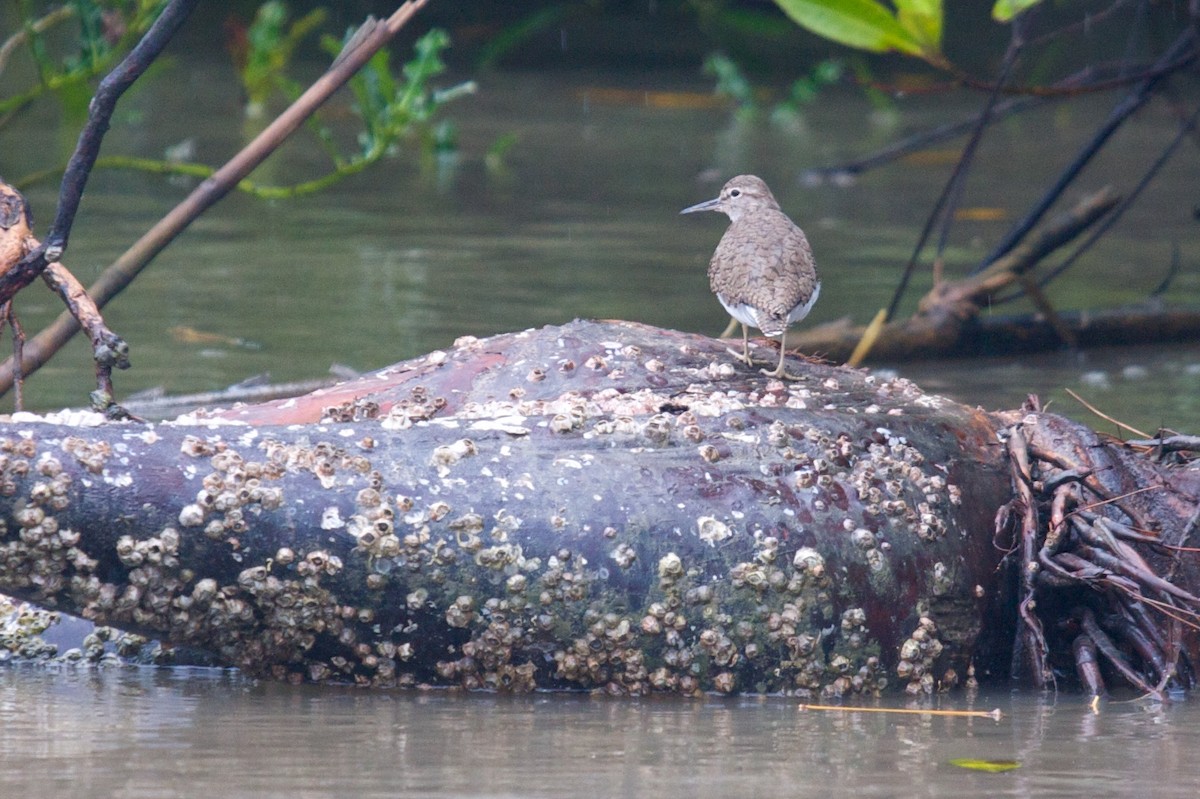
left=998, top=405, right=1200, bottom=699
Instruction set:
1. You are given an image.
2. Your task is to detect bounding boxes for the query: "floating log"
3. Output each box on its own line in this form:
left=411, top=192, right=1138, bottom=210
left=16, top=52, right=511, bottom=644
left=0, top=320, right=1019, bottom=695
left=793, top=303, right=1200, bottom=362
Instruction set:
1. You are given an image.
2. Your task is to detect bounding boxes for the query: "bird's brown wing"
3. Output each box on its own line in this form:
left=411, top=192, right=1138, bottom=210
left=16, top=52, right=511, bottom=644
left=707, top=211, right=817, bottom=333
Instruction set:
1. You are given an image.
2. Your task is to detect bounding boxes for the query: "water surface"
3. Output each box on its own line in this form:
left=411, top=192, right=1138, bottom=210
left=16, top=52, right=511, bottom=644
left=1, top=665, right=1195, bottom=799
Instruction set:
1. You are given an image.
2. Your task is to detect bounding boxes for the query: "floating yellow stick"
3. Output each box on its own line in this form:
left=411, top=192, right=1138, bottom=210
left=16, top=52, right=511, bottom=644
left=949, top=758, right=1021, bottom=773
left=798, top=703, right=1003, bottom=720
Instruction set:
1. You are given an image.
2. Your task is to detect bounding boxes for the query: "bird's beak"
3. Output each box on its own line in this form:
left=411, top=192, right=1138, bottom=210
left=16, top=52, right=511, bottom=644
left=679, top=197, right=721, bottom=215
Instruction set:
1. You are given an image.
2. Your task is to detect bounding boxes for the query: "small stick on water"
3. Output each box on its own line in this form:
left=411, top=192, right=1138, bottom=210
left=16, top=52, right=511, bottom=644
left=798, top=704, right=1003, bottom=720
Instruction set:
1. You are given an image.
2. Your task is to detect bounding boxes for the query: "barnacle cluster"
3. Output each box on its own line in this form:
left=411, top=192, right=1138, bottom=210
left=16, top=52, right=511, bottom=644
left=0, top=595, right=59, bottom=660
left=322, top=398, right=381, bottom=423
left=378, top=385, right=448, bottom=430
left=0, top=444, right=84, bottom=604
left=895, top=616, right=946, bottom=694
left=786, top=426, right=956, bottom=545
left=178, top=436, right=287, bottom=541
left=347, top=487, right=402, bottom=568
left=61, top=436, right=111, bottom=474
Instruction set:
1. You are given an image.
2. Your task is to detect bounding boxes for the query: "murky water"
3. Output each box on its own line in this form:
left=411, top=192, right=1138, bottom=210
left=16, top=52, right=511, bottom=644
left=1, top=665, right=1197, bottom=798
left=3, top=43, right=1200, bottom=794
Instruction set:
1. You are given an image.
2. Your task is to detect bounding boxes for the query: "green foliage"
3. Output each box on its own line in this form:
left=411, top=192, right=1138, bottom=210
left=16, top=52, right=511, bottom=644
left=992, top=0, right=1043, bottom=23
left=230, top=27, right=475, bottom=198
left=771, top=0, right=1046, bottom=65
left=704, top=52, right=850, bottom=127
left=485, top=132, right=518, bottom=175
left=703, top=52, right=756, bottom=116
left=771, top=58, right=845, bottom=126
left=238, top=1, right=328, bottom=114
left=337, top=28, right=469, bottom=165
left=1, top=0, right=166, bottom=121
left=771, top=0, right=932, bottom=58
left=10, top=10, right=477, bottom=201
left=896, top=0, right=942, bottom=52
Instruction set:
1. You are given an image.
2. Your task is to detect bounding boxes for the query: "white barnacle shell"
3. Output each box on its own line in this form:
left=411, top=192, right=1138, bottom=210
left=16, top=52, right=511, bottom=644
left=696, top=516, right=732, bottom=545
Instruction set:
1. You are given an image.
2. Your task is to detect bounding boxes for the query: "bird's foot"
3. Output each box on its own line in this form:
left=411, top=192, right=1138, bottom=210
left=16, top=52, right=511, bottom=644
left=760, top=366, right=805, bottom=381
left=726, top=346, right=770, bottom=368
left=760, top=349, right=808, bottom=381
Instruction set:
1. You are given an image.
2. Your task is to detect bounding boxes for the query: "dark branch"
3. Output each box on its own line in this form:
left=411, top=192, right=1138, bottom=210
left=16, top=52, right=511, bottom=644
left=977, top=28, right=1198, bottom=272
left=883, top=32, right=1025, bottom=322
left=0, top=0, right=198, bottom=301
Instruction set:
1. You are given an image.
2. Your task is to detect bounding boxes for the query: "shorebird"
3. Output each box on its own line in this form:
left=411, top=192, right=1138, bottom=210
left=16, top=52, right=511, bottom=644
left=681, top=174, right=820, bottom=380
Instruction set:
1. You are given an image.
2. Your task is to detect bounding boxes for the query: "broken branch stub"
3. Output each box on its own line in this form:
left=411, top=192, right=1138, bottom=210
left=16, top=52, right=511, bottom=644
left=0, top=180, right=131, bottom=413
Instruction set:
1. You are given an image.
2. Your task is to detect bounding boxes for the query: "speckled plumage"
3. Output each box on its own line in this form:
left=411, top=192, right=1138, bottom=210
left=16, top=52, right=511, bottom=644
left=681, top=175, right=820, bottom=378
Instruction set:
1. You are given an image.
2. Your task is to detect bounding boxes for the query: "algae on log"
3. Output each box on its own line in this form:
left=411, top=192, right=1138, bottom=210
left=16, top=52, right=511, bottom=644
left=0, top=320, right=1013, bottom=695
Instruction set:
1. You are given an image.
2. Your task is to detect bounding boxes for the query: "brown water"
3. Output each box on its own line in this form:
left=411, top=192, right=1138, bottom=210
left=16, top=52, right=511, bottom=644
left=2, top=665, right=1198, bottom=799
left=3, top=46, right=1200, bottom=795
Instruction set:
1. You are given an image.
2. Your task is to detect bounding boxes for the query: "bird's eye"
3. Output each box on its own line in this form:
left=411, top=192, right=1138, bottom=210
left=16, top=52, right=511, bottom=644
left=729, top=189, right=741, bottom=198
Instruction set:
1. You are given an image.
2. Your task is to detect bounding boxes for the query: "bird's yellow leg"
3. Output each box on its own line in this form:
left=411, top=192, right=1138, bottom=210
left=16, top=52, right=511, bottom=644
left=726, top=324, right=756, bottom=367
left=761, top=329, right=803, bottom=381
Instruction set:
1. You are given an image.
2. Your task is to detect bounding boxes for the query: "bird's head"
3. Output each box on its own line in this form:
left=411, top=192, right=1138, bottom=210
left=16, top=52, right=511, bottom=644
left=679, top=175, right=780, bottom=222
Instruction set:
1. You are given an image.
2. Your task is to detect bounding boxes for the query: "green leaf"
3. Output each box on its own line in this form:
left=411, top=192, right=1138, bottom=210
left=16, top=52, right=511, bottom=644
left=772, top=0, right=926, bottom=56
left=895, top=0, right=942, bottom=50
left=703, top=53, right=755, bottom=109
left=992, top=0, right=1043, bottom=22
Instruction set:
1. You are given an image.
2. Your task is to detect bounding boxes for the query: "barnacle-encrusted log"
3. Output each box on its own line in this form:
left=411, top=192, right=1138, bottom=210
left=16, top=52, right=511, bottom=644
left=0, top=320, right=1015, bottom=695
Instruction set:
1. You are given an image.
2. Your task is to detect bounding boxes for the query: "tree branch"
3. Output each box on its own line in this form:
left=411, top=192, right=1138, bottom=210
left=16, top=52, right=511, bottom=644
left=0, top=0, right=431, bottom=397
left=1, top=0, right=200, bottom=296
left=977, top=28, right=1198, bottom=271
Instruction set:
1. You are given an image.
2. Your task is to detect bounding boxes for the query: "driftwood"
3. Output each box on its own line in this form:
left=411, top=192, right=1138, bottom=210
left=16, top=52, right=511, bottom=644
left=796, top=303, right=1200, bottom=362
left=0, top=320, right=1017, bottom=695
left=0, top=319, right=1196, bottom=696
left=994, top=406, right=1200, bottom=698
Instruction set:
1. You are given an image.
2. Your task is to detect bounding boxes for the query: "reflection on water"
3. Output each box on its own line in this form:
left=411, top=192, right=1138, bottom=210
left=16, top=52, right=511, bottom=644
left=1, top=665, right=1198, bottom=798
left=1, top=59, right=1197, bottom=432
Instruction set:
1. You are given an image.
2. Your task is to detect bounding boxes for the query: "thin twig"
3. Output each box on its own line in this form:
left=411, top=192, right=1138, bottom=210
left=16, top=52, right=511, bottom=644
left=802, top=96, right=1043, bottom=181
left=883, top=38, right=1023, bottom=322
left=1124, top=434, right=1200, bottom=452
left=1027, top=103, right=1200, bottom=296
left=978, top=28, right=1198, bottom=271
left=1064, top=388, right=1151, bottom=438
left=0, top=6, right=75, bottom=78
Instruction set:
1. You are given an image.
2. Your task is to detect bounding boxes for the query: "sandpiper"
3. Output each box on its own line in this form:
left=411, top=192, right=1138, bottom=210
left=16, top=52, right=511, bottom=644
left=681, top=174, right=819, bottom=379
